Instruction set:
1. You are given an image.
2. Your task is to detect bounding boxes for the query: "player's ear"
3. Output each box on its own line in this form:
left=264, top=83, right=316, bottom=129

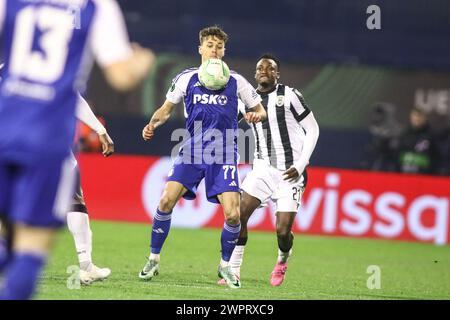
left=276, top=71, right=280, bottom=79
left=198, top=45, right=202, bottom=55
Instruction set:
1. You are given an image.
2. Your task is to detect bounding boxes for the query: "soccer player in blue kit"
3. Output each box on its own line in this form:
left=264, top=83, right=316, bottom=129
left=0, top=87, right=114, bottom=285
left=139, top=26, right=267, bottom=289
left=0, top=0, right=154, bottom=299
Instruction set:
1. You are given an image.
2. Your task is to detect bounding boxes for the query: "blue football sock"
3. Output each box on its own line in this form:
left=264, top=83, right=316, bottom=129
left=221, top=222, right=241, bottom=262
left=150, top=208, right=172, bottom=254
left=0, top=252, right=46, bottom=300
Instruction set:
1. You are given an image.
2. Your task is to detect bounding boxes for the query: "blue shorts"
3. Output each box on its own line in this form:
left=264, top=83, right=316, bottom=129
left=0, top=155, right=75, bottom=228
left=167, top=160, right=240, bottom=204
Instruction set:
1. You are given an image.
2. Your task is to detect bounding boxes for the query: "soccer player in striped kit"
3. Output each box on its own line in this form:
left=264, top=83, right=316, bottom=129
left=224, top=54, right=320, bottom=286
left=0, top=0, right=154, bottom=299
left=69, top=94, right=114, bottom=284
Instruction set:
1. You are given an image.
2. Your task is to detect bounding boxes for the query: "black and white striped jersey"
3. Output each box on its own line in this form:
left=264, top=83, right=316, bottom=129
left=240, top=83, right=311, bottom=170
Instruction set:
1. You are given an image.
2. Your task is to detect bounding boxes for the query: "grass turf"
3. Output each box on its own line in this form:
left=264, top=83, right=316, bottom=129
left=36, top=220, right=450, bottom=300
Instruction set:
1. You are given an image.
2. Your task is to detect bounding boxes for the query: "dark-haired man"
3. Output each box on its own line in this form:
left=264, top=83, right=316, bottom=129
left=224, top=54, right=319, bottom=286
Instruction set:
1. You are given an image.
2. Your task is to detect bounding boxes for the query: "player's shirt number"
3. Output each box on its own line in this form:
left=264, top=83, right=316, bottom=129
left=292, top=187, right=301, bottom=201
left=223, top=165, right=236, bottom=180
left=9, top=6, right=74, bottom=83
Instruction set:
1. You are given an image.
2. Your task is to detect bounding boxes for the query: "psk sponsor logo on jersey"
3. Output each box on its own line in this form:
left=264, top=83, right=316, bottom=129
left=276, top=96, right=284, bottom=107
left=193, top=94, right=228, bottom=105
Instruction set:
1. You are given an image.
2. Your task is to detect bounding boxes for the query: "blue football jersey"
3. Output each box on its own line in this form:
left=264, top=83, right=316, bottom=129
left=0, top=0, right=132, bottom=162
left=166, top=68, right=261, bottom=164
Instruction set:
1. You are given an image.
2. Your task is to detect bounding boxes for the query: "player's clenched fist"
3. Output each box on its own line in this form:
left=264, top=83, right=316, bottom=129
left=142, top=123, right=155, bottom=141
left=99, top=133, right=115, bottom=157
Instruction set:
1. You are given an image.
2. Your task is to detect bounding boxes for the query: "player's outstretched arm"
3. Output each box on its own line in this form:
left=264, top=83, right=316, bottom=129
left=245, top=103, right=267, bottom=123
left=103, top=44, right=155, bottom=92
left=142, top=100, right=175, bottom=141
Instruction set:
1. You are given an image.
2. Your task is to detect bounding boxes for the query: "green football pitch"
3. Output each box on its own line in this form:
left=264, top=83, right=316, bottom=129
left=36, top=220, right=450, bottom=300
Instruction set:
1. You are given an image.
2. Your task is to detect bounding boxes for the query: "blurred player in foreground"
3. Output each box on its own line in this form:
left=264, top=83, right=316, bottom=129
left=0, top=0, right=154, bottom=299
left=0, top=90, right=114, bottom=285
left=221, top=54, right=319, bottom=286
left=139, top=26, right=266, bottom=289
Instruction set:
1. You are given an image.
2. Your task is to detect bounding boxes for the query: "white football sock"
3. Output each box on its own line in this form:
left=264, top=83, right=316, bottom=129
left=229, top=245, right=245, bottom=274
left=149, top=253, right=160, bottom=262
left=277, top=248, right=292, bottom=263
left=67, top=211, right=93, bottom=271
left=219, top=259, right=229, bottom=268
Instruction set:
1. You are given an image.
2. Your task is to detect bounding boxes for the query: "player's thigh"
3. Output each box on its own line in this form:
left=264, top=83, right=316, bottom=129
left=159, top=181, right=189, bottom=208
left=166, top=162, right=204, bottom=202
left=205, top=163, right=240, bottom=204
left=217, top=191, right=240, bottom=219
left=13, top=223, right=58, bottom=253
left=240, top=165, right=274, bottom=209
left=240, top=191, right=262, bottom=221
left=273, top=180, right=305, bottom=215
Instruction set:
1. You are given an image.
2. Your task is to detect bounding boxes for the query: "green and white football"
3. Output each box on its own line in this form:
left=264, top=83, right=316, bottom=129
left=198, top=58, right=230, bottom=90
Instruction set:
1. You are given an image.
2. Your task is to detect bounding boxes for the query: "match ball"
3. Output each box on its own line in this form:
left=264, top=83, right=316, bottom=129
left=198, top=58, right=230, bottom=90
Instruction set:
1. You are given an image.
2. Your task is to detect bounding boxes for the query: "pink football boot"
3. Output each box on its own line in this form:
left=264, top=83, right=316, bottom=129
left=270, top=262, right=288, bottom=286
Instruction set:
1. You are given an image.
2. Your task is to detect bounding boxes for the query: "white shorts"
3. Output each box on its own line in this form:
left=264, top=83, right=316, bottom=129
left=241, top=159, right=306, bottom=213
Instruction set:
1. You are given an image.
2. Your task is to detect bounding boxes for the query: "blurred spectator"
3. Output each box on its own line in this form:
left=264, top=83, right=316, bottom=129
left=363, top=102, right=402, bottom=172
left=395, top=107, right=439, bottom=175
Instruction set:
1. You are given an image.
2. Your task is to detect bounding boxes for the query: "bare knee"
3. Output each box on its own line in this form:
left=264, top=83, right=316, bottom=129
left=224, top=206, right=240, bottom=225
left=276, top=227, right=291, bottom=239
left=158, top=195, right=177, bottom=213
left=158, top=182, right=187, bottom=213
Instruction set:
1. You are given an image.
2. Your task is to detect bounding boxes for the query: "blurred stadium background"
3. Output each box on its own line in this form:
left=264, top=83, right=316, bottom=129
left=46, top=0, right=450, bottom=299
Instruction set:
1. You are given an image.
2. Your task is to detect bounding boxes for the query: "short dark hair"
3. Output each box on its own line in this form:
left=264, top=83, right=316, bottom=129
left=258, top=53, right=280, bottom=70
left=411, top=106, right=426, bottom=115
left=199, top=25, right=228, bottom=44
